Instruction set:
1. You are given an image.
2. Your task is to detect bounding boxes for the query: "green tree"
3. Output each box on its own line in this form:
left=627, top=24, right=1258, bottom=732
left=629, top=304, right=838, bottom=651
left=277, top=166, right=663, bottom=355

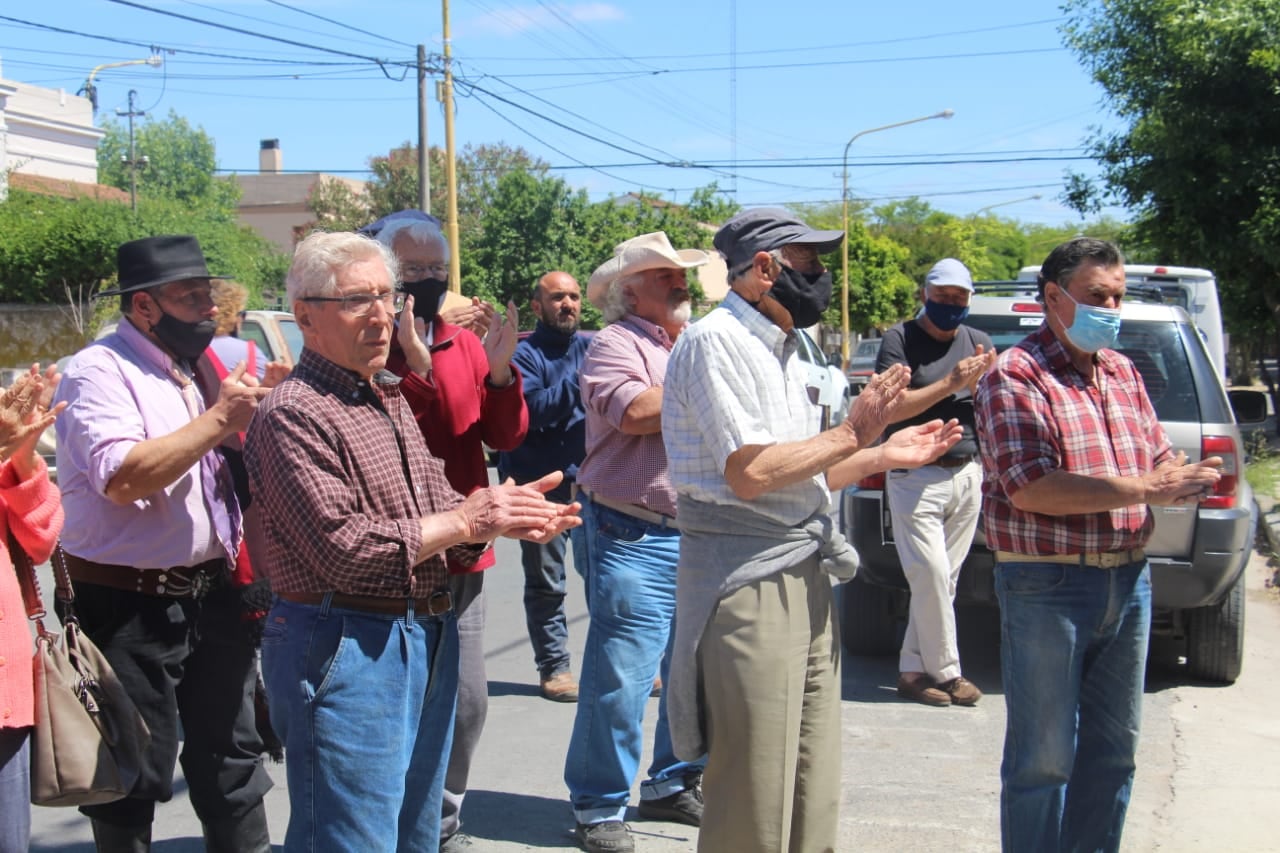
left=1063, top=0, right=1280, bottom=362
left=97, top=111, right=240, bottom=209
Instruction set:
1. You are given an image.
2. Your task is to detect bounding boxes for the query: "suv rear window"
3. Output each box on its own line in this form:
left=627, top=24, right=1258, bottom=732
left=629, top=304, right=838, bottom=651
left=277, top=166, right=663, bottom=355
left=964, top=314, right=1204, bottom=424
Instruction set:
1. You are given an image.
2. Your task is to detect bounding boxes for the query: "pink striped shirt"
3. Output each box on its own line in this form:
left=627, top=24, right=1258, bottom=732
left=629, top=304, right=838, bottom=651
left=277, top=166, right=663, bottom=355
left=577, top=315, right=678, bottom=517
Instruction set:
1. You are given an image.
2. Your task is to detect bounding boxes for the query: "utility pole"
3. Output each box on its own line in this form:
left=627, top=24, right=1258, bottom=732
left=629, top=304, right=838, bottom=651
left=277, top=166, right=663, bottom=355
left=116, top=89, right=148, bottom=213
left=440, top=0, right=462, bottom=292
left=416, top=44, right=431, bottom=214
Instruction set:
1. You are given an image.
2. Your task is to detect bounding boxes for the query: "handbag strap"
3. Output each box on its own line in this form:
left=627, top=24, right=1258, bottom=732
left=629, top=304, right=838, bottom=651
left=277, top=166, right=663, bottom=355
left=9, top=533, right=75, bottom=637
left=9, top=529, right=50, bottom=637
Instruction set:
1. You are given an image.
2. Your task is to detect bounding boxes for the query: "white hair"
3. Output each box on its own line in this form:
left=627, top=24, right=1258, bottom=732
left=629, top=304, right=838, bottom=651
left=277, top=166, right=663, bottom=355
left=601, top=271, right=644, bottom=324
left=286, top=231, right=399, bottom=305
left=376, top=217, right=450, bottom=261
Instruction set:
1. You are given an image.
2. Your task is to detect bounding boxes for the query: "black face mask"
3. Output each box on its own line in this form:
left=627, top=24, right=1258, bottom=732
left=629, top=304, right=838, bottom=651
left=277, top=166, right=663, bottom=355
left=400, top=277, right=449, bottom=323
left=152, top=309, right=216, bottom=362
left=768, top=264, right=833, bottom=329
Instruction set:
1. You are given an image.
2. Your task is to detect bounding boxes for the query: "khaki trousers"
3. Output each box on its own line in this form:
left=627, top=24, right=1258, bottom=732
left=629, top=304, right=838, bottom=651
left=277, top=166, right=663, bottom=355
left=697, top=555, right=841, bottom=853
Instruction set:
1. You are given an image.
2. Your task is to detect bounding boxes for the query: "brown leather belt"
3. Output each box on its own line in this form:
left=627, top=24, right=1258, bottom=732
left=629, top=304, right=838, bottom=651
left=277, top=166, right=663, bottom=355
left=278, top=589, right=453, bottom=616
left=933, top=454, right=976, bottom=469
left=585, top=492, right=677, bottom=530
left=995, top=549, right=1146, bottom=570
left=62, top=552, right=224, bottom=599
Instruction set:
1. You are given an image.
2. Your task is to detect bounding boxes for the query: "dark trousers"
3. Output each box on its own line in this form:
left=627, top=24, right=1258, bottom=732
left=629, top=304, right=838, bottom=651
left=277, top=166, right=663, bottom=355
left=519, top=479, right=581, bottom=678
left=66, top=579, right=273, bottom=828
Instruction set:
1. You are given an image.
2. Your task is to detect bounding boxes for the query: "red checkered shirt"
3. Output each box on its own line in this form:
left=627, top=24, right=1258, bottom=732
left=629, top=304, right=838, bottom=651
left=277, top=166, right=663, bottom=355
left=975, top=324, right=1172, bottom=555
left=244, top=348, right=483, bottom=597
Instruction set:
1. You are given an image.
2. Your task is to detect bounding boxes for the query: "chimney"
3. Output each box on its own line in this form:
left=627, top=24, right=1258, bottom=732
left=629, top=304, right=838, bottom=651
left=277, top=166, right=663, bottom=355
left=259, top=139, right=282, bottom=174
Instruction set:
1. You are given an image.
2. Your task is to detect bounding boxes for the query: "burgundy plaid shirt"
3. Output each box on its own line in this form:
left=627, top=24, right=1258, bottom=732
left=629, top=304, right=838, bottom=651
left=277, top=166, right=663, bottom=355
left=975, top=324, right=1172, bottom=555
left=244, top=348, right=482, bottom=597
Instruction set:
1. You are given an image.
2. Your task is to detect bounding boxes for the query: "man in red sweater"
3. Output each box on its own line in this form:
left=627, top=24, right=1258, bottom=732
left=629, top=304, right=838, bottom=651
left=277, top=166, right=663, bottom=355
left=373, top=212, right=528, bottom=851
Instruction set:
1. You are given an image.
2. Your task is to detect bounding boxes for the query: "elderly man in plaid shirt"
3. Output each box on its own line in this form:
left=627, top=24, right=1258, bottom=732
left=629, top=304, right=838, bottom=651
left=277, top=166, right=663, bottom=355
left=975, top=236, right=1223, bottom=853
left=245, top=231, right=579, bottom=852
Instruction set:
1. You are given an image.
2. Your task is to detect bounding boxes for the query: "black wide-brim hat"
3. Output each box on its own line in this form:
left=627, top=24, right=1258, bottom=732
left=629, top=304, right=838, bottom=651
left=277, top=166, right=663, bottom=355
left=96, top=234, right=224, bottom=298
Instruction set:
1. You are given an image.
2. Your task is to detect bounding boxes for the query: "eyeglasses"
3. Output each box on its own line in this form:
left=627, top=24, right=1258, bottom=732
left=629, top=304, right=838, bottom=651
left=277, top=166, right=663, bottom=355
left=400, top=263, right=449, bottom=280
left=301, top=290, right=405, bottom=316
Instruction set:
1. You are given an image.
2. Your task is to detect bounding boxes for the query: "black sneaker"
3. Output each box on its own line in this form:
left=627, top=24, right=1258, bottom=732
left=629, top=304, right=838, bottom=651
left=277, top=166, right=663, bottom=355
left=637, top=780, right=703, bottom=826
left=574, top=820, right=634, bottom=853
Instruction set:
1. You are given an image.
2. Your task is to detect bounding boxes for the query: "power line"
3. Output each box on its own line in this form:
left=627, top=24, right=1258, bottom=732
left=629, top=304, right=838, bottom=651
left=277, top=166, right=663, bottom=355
left=473, top=47, right=1067, bottom=79
left=461, top=16, right=1068, bottom=61
left=260, top=0, right=416, bottom=50
left=171, top=0, right=406, bottom=53
left=100, top=0, right=412, bottom=75
left=0, top=14, right=375, bottom=66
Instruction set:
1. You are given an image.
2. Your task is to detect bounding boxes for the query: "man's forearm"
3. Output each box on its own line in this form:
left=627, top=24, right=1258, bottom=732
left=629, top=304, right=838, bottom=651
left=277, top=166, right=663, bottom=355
left=104, top=411, right=231, bottom=504
left=888, top=378, right=955, bottom=424
left=417, top=509, right=474, bottom=563
left=1009, top=469, right=1146, bottom=516
left=725, top=424, right=859, bottom=501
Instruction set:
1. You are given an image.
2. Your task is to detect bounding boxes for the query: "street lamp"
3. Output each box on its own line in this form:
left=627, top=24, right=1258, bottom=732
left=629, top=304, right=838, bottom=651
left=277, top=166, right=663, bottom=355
left=840, top=109, right=954, bottom=363
left=80, top=55, right=163, bottom=114
left=975, top=194, right=1042, bottom=215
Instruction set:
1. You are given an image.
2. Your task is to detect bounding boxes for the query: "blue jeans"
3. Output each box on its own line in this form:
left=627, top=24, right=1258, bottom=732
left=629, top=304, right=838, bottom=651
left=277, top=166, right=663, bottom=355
left=520, top=481, right=586, bottom=677
left=995, top=559, right=1151, bottom=853
left=0, top=727, right=30, bottom=853
left=564, top=499, right=704, bottom=824
left=261, top=596, right=459, bottom=852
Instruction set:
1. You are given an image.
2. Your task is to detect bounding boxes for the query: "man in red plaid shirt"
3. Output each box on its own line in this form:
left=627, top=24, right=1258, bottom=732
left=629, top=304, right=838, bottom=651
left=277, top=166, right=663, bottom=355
left=975, top=237, right=1222, bottom=853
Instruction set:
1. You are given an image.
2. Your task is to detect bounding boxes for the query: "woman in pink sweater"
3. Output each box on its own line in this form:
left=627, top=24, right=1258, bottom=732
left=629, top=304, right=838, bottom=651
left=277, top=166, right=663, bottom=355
left=0, top=365, right=65, bottom=853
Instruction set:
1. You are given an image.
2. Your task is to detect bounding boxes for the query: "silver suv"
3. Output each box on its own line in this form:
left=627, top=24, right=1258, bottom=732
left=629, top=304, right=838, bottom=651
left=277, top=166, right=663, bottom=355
left=840, top=284, right=1266, bottom=683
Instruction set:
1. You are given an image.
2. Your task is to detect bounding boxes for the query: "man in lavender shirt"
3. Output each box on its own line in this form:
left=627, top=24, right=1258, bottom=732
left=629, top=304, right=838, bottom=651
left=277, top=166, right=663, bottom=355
left=563, top=232, right=710, bottom=853
left=53, top=235, right=274, bottom=852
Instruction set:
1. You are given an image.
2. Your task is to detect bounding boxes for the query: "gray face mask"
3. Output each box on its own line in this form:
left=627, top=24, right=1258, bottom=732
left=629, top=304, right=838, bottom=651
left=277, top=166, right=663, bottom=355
left=769, top=265, right=832, bottom=328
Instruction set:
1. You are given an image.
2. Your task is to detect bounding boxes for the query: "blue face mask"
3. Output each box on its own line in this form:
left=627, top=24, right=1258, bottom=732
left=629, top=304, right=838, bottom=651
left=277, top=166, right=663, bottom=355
left=1057, top=286, right=1121, bottom=353
left=923, top=299, right=969, bottom=332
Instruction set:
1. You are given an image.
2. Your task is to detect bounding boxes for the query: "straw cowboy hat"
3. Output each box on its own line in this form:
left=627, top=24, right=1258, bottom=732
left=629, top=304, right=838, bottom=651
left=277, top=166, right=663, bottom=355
left=586, top=232, right=708, bottom=308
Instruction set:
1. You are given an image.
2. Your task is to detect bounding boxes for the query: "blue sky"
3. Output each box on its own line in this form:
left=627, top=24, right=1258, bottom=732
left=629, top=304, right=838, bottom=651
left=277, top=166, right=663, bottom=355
left=1, top=0, right=1126, bottom=226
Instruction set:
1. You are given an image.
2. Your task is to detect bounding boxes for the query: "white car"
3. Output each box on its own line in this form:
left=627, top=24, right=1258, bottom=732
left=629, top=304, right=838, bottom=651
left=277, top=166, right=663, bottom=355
left=794, top=327, right=850, bottom=429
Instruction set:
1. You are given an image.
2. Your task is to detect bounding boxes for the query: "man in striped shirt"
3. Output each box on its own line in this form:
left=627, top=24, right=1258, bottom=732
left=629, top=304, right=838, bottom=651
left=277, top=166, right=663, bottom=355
left=564, top=232, right=709, bottom=853
left=975, top=236, right=1222, bottom=853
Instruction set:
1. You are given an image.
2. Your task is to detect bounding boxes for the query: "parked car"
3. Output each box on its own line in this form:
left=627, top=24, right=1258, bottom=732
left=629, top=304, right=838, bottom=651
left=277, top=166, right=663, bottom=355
left=839, top=284, right=1268, bottom=683
left=796, top=327, right=851, bottom=429
left=844, top=338, right=881, bottom=394
left=238, top=309, right=303, bottom=365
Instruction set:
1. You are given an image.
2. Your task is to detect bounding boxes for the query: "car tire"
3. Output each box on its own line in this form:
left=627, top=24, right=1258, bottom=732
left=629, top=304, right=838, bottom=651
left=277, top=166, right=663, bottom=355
left=839, top=575, right=901, bottom=656
left=1184, top=568, right=1246, bottom=684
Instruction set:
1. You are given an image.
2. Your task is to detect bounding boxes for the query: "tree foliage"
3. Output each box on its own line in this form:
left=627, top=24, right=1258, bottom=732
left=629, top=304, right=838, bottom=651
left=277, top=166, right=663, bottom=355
left=97, top=111, right=241, bottom=210
left=0, top=190, right=288, bottom=312
left=1063, top=0, right=1280, bottom=356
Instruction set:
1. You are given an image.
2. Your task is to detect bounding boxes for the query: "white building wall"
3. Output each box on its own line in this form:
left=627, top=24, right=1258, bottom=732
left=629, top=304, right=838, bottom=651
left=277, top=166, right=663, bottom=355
left=0, top=67, right=103, bottom=185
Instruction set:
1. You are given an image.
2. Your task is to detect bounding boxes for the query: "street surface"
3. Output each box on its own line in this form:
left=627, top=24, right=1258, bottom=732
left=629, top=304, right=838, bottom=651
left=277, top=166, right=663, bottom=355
left=28, top=532, right=1280, bottom=851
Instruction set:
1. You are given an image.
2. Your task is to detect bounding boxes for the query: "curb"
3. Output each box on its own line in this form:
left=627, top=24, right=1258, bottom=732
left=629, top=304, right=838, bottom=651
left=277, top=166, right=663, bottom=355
left=1260, top=498, right=1280, bottom=557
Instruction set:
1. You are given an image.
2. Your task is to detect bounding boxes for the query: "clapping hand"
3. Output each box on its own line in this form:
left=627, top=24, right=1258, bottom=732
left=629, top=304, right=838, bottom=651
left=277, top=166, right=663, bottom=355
left=484, top=301, right=520, bottom=386
left=0, top=363, right=66, bottom=473
left=844, top=363, right=910, bottom=448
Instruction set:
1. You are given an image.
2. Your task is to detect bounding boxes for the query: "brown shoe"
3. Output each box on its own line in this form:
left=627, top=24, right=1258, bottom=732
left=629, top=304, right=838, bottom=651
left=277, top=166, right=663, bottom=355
left=650, top=675, right=662, bottom=698
left=897, top=672, right=950, bottom=706
left=938, top=676, right=982, bottom=706
left=540, top=671, right=579, bottom=703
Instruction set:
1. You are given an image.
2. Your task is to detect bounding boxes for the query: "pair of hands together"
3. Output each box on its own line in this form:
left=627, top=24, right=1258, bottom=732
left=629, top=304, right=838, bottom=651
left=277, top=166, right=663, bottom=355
left=844, top=363, right=965, bottom=469
left=0, top=364, right=65, bottom=476
left=455, top=471, right=582, bottom=545
left=396, top=295, right=520, bottom=385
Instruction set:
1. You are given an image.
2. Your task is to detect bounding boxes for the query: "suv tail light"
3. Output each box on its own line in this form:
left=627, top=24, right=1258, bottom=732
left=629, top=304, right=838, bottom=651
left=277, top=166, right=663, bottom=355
left=857, top=472, right=886, bottom=490
left=1200, top=435, right=1238, bottom=509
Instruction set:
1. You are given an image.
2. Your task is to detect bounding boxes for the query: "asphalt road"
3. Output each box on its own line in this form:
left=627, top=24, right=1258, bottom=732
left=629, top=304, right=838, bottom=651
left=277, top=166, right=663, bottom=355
left=27, top=534, right=1280, bottom=852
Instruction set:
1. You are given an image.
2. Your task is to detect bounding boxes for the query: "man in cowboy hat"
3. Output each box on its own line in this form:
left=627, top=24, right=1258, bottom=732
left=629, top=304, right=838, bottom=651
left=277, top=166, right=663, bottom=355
left=662, top=208, right=962, bottom=852
left=53, top=235, right=274, bottom=852
left=563, top=232, right=709, bottom=853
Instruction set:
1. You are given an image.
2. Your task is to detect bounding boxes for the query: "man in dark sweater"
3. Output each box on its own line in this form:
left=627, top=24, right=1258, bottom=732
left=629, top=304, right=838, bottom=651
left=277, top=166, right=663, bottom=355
left=874, top=258, right=996, bottom=707
left=499, top=271, right=590, bottom=702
